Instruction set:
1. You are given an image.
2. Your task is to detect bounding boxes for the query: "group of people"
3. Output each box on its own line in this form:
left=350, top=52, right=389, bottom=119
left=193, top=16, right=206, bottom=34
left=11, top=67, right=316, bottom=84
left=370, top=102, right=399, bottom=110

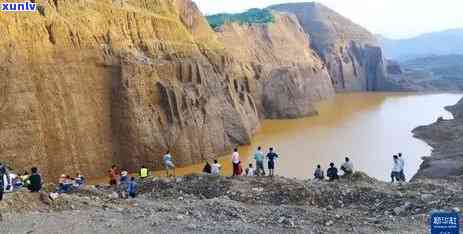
left=1, top=148, right=409, bottom=203
left=107, top=165, right=145, bottom=198
left=202, top=160, right=222, bottom=175
left=223, top=147, right=280, bottom=177
left=313, top=153, right=407, bottom=184
left=0, top=163, right=42, bottom=201
left=313, top=157, right=355, bottom=181
left=55, top=173, right=86, bottom=194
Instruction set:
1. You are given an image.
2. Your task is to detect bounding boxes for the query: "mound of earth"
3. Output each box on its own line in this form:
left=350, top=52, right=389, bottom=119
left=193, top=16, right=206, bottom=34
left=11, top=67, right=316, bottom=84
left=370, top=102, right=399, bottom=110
left=1, top=173, right=461, bottom=233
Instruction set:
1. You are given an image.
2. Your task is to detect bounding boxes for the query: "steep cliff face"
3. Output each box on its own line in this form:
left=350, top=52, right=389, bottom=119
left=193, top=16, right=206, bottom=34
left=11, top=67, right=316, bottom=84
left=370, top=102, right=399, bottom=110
left=268, top=3, right=389, bottom=92
left=213, top=13, right=334, bottom=118
left=0, top=0, right=259, bottom=179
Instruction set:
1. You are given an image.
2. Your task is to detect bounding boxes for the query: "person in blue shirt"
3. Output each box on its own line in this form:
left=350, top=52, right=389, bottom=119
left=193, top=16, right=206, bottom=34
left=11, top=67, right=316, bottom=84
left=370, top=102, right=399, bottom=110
left=127, top=177, right=138, bottom=199
left=266, top=148, right=279, bottom=177
left=254, top=146, right=265, bottom=176
left=327, top=163, right=339, bottom=181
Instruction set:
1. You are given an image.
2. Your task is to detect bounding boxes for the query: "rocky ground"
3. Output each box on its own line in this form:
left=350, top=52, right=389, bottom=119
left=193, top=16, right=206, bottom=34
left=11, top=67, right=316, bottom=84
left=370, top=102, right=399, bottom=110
left=1, top=172, right=462, bottom=234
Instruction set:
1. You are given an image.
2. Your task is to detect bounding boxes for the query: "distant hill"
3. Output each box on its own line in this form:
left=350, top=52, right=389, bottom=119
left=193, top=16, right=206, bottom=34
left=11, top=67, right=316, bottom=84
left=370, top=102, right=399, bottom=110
left=403, top=54, right=463, bottom=82
left=388, top=54, right=463, bottom=91
left=379, top=29, right=463, bottom=60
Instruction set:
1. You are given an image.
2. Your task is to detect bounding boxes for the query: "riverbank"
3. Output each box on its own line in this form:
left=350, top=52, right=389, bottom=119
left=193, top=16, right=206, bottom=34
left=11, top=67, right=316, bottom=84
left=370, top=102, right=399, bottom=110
left=412, top=98, right=463, bottom=180
left=1, top=173, right=462, bottom=233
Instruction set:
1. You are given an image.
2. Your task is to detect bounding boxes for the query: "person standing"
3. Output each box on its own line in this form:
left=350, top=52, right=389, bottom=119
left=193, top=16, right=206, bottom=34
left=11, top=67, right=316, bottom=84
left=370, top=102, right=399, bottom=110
left=340, top=157, right=354, bottom=176
left=163, top=150, right=176, bottom=177
left=266, top=148, right=279, bottom=177
left=139, top=165, right=149, bottom=179
left=108, top=165, right=119, bottom=186
left=120, top=170, right=129, bottom=185
left=254, top=146, right=265, bottom=176
left=398, top=153, right=406, bottom=181
left=391, top=155, right=402, bottom=184
left=127, top=177, right=138, bottom=199
left=314, top=165, right=324, bottom=180
left=28, top=167, right=42, bottom=192
left=326, top=163, right=339, bottom=181
left=211, top=160, right=221, bottom=176
left=0, top=163, right=11, bottom=201
left=231, top=148, right=241, bottom=176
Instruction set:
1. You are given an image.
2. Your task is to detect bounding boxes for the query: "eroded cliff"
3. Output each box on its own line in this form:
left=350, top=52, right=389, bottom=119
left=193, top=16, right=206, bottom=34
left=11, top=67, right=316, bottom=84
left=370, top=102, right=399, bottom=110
left=0, top=0, right=261, bottom=179
left=213, top=12, right=334, bottom=118
left=0, top=0, right=339, bottom=180
left=268, top=3, right=391, bottom=92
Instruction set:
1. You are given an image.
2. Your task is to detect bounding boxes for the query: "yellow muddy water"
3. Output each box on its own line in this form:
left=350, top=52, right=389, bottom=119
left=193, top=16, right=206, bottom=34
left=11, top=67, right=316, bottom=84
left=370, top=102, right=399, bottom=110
left=91, top=92, right=463, bottom=184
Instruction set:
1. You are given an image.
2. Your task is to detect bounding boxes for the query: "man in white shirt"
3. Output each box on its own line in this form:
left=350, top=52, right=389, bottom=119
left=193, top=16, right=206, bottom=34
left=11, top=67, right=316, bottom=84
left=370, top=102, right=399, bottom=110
left=340, top=157, right=354, bottom=176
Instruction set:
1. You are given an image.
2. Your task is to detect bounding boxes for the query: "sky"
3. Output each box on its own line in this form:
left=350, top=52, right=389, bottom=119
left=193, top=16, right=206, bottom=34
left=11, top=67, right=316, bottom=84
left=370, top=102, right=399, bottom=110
left=193, top=0, right=463, bottom=39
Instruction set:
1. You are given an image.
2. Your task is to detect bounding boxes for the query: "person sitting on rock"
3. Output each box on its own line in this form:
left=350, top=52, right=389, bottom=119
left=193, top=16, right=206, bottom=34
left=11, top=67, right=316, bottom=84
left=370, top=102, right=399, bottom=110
left=245, top=163, right=255, bottom=177
left=163, top=150, right=176, bottom=177
left=326, top=163, right=339, bottom=181
left=202, top=161, right=212, bottom=174
left=340, top=157, right=354, bottom=176
left=13, top=174, right=23, bottom=189
left=28, top=167, right=42, bottom=193
left=73, top=173, right=85, bottom=189
left=314, top=165, right=324, bottom=180
left=127, top=177, right=138, bottom=199
left=211, top=160, right=221, bottom=176
left=57, top=174, right=73, bottom=193
left=20, top=171, right=30, bottom=188
left=391, top=155, right=402, bottom=184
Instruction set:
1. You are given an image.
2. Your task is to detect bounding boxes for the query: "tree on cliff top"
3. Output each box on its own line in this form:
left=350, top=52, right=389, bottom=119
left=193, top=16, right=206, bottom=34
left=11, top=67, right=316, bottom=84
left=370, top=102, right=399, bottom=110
left=207, top=8, right=275, bottom=29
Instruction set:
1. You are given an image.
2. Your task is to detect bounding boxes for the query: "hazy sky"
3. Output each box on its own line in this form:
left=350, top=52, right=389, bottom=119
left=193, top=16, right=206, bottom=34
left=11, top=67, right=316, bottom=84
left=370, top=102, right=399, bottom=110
left=193, top=0, right=463, bottom=39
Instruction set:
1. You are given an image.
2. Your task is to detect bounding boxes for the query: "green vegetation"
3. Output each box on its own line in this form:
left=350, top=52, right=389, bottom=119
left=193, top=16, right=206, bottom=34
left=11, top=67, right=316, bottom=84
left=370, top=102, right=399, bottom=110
left=207, top=8, right=275, bottom=29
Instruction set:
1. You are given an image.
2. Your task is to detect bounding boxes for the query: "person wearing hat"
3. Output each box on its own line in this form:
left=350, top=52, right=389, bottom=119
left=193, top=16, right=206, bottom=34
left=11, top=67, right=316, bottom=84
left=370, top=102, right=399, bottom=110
left=120, top=170, right=129, bottom=185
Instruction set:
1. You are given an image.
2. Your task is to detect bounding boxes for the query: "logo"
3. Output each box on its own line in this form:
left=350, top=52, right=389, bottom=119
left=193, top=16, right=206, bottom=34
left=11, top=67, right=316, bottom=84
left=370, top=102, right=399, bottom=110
left=430, top=212, right=460, bottom=234
left=1, top=2, right=37, bottom=12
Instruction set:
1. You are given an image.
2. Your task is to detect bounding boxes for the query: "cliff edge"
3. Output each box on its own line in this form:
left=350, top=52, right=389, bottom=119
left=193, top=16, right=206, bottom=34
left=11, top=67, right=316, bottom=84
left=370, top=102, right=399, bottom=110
left=413, top=98, right=463, bottom=179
